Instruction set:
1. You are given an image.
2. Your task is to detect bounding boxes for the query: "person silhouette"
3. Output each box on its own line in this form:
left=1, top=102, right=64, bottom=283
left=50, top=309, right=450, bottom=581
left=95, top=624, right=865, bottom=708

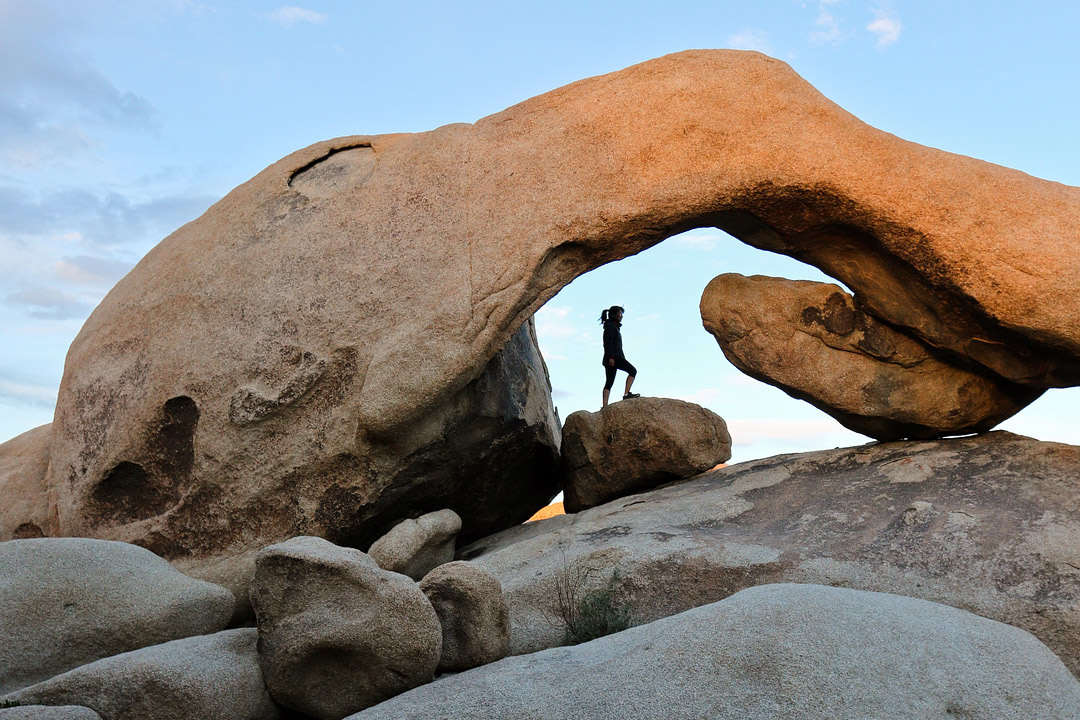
left=599, top=305, right=639, bottom=407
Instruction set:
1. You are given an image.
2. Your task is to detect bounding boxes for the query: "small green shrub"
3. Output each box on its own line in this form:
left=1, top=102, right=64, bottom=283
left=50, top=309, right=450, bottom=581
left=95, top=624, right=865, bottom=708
left=0, top=699, right=21, bottom=708
left=548, top=555, right=631, bottom=645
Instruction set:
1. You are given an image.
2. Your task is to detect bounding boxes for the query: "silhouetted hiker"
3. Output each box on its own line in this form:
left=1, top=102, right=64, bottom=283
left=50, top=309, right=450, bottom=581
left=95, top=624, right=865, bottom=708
left=600, top=305, right=639, bottom=407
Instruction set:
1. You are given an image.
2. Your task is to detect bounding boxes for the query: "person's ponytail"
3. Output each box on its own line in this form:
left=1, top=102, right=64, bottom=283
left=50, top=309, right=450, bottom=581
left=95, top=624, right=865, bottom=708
left=599, top=309, right=609, bottom=325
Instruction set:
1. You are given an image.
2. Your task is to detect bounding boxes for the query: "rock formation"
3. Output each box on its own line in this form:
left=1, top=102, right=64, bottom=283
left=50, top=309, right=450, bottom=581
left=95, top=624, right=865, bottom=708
left=3, top=629, right=280, bottom=720
left=700, top=274, right=1042, bottom=439
left=0, top=538, right=234, bottom=693
left=460, top=431, right=1080, bottom=675
left=250, top=536, right=441, bottom=719
left=343, top=584, right=1080, bottom=719
left=419, top=561, right=510, bottom=671
left=43, top=50, right=1080, bottom=581
left=368, top=509, right=462, bottom=580
left=48, top=317, right=559, bottom=585
left=560, top=397, right=731, bottom=512
left=0, top=424, right=53, bottom=540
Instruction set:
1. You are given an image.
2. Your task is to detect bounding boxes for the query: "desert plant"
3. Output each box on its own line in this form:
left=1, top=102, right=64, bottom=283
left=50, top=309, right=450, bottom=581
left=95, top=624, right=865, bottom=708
left=547, top=554, right=631, bottom=645
left=0, top=699, right=20, bottom=708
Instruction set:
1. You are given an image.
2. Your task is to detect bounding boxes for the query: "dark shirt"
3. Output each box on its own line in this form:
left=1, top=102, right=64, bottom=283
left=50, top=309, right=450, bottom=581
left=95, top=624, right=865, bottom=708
left=602, top=319, right=624, bottom=361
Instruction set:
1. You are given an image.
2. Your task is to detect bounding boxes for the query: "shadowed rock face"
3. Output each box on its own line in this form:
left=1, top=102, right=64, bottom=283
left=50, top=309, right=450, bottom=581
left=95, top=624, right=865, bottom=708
left=48, top=318, right=559, bottom=573
left=45, top=51, right=1080, bottom=566
left=700, top=274, right=1043, bottom=440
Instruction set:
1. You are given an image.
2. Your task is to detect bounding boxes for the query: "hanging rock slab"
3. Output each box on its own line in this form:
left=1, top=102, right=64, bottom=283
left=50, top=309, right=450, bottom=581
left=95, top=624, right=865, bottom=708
left=700, top=273, right=1042, bottom=439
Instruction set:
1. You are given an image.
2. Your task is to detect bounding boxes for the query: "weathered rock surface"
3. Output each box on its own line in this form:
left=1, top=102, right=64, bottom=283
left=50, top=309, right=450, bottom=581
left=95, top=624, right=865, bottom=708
left=0, top=538, right=234, bottom=693
left=3, top=629, right=279, bottom=720
left=45, top=50, right=1080, bottom=587
left=0, top=424, right=53, bottom=540
left=419, top=561, right=510, bottom=672
left=251, top=536, right=441, bottom=720
left=0, top=708, right=101, bottom=720
left=50, top=317, right=560, bottom=590
left=700, top=274, right=1042, bottom=440
left=347, top=583, right=1080, bottom=719
left=369, top=509, right=462, bottom=580
left=560, top=397, right=730, bottom=512
left=460, top=431, right=1080, bottom=676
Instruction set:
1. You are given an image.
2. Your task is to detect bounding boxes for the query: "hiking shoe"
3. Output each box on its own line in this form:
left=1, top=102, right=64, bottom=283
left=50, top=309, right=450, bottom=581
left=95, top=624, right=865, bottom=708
left=622, top=392, right=640, bottom=400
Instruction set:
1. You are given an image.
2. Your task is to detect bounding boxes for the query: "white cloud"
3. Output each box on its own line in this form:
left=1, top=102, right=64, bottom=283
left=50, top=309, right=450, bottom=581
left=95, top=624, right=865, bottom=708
left=535, top=305, right=583, bottom=340
left=0, top=378, right=57, bottom=408
left=727, top=29, right=771, bottom=54
left=670, top=228, right=728, bottom=251
left=55, top=255, right=133, bottom=288
left=5, top=285, right=92, bottom=320
left=810, top=3, right=843, bottom=45
left=268, top=6, right=327, bottom=26
left=867, top=9, right=902, bottom=48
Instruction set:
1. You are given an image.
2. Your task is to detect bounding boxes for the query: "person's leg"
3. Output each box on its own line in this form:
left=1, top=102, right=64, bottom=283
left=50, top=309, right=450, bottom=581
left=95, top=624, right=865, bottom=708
left=603, top=364, right=617, bottom=407
left=619, top=360, right=638, bottom=398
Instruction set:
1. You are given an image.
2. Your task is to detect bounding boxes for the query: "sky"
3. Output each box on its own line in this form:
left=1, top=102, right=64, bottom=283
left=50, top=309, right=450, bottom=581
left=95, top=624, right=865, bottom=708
left=2, top=0, right=1079, bottom=463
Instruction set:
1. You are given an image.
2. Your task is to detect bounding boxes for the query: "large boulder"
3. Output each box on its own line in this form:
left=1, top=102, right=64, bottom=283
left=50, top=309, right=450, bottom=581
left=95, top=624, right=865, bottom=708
left=459, top=431, right=1080, bottom=677
left=2, top=629, right=280, bottom=720
left=346, top=584, right=1080, bottom=719
left=0, top=424, right=53, bottom=540
left=368, top=509, right=462, bottom=580
left=560, top=397, right=730, bottom=512
left=44, top=50, right=1080, bottom=584
left=700, top=274, right=1041, bottom=439
left=250, top=536, right=442, bottom=720
left=50, top=317, right=560, bottom=588
left=419, top=561, right=510, bottom=672
left=0, top=538, right=234, bottom=693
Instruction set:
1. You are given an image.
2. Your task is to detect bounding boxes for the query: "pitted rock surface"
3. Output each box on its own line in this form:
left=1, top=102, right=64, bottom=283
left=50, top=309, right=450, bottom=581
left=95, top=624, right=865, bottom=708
left=0, top=538, right=234, bottom=693
left=460, top=431, right=1080, bottom=677
left=700, top=273, right=1042, bottom=439
left=49, top=317, right=559, bottom=586
left=0, top=424, right=52, bottom=540
left=344, top=584, right=1080, bottom=720
left=44, top=50, right=1080, bottom=579
left=561, top=397, right=731, bottom=512
left=250, top=536, right=441, bottom=720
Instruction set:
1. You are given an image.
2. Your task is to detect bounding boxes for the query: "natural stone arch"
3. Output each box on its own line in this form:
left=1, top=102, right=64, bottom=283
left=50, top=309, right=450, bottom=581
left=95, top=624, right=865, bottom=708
left=44, top=50, right=1080, bottom=571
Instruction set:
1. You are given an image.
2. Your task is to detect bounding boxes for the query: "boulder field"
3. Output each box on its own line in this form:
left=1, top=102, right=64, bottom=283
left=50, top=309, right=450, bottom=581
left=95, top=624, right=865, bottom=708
left=460, top=431, right=1080, bottom=676
left=36, top=48, right=1080, bottom=577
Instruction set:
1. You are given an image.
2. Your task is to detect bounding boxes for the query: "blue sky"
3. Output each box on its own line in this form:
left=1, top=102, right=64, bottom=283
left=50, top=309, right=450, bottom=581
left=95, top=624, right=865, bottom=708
left=2, top=1, right=1078, bottom=462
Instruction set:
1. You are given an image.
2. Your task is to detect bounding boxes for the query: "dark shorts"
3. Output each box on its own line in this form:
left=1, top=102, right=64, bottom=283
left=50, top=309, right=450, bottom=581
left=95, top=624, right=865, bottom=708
left=603, top=356, right=637, bottom=389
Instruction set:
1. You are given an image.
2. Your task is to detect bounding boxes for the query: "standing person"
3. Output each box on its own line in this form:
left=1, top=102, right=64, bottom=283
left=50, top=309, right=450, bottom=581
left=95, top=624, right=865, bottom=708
left=600, top=305, right=639, bottom=407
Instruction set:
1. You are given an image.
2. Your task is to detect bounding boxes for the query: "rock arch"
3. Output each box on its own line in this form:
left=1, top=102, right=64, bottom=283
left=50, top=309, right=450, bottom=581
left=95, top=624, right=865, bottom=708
left=45, top=50, right=1080, bottom=566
